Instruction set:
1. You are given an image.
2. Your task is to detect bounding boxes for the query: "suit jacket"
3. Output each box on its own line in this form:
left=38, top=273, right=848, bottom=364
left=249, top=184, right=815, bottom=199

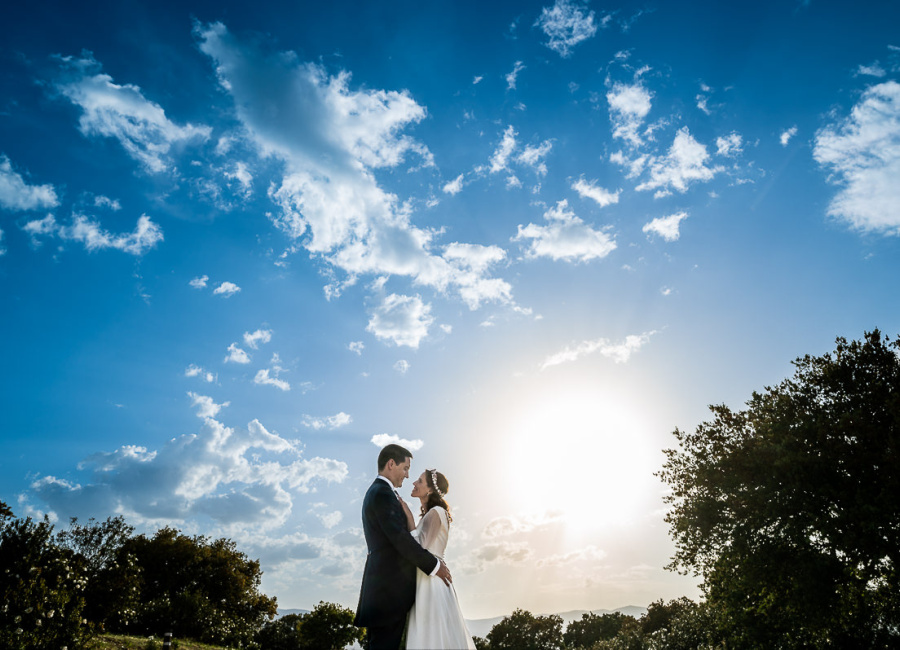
left=354, top=478, right=439, bottom=627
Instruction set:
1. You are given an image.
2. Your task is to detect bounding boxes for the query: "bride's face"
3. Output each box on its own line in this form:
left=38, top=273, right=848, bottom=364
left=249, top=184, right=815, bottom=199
left=410, top=472, right=431, bottom=499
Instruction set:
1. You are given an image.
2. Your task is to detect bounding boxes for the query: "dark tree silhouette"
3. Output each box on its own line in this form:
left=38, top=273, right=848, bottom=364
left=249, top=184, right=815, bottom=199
left=659, top=330, right=900, bottom=648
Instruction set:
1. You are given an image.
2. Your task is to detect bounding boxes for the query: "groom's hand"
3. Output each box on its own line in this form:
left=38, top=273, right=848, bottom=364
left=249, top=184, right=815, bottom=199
left=436, top=560, right=452, bottom=586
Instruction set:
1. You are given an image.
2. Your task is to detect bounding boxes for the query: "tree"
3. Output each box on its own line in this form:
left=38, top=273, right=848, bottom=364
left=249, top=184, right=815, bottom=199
left=485, top=608, right=563, bottom=650
left=563, top=611, right=634, bottom=649
left=56, top=516, right=142, bottom=632
left=125, top=527, right=277, bottom=646
left=659, top=330, right=900, bottom=647
left=296, top=601, right=364, bottom=650
left=255, top=602, right=363, bottom=650
left=0, top=515, right=91, bottom=650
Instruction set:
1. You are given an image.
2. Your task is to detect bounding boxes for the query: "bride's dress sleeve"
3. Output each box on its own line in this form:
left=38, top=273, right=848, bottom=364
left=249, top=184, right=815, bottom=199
left=412, top=508, right=444, bottom=553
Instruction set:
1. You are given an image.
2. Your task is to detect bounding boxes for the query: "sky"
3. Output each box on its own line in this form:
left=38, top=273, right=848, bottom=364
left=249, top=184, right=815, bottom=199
left=1, top=0, right=899, bottom=621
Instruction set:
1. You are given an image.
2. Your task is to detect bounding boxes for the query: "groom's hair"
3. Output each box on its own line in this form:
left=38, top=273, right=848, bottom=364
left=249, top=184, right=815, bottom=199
left=378, top=444, right=413, bottom=471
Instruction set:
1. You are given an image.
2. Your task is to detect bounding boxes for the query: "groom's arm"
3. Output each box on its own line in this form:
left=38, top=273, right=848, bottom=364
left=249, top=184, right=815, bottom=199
left=372, top=487, right=440, bottom=575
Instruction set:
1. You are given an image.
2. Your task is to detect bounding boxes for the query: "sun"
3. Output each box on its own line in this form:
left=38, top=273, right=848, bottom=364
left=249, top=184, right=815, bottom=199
left=499, top=383, right=659, bottom=530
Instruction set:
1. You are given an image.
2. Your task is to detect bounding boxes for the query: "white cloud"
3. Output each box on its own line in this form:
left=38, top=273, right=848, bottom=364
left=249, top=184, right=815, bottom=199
left=255, top=356, right=290, bottom=391
left=370, top=433, right=424, bottom=451
left=643, top=211, right=688, bottom=241
left=53, top=54, right=210, bottom=173
left=366, top=294, right=434, bottom=348
left=517, top=140, right=553, bottom=176
left=482, top=511, right=565, bottom=538
left=0, top=155, right=59, bottom=211
left=535, top=0, right=599, bottom=58
left=464, top=541, right=534, bottom=573
left=302, top=412, right=352, bottom=430
left=318, top=511, right=343, bottom=529
left=348, top=341, right=365, bottom=355
left=185, top=364, right=216, bottom=383
left=443, top=174, right=464, bottom=195
left=780, top=126, right=798, bottom=147
left=189, top=275, right=209, bottom=289
left=505, top=61, right=525, bottom=90
left=542, top=331, right=656, bottom=369
left=213, top=281, right=241, bottom=297
left=93, top=195, right=121, bottom=211
left=473, top=75, right=483, bottom=85
left=196, top=23, right=510, bottom=311
left=490, top=126, right=518, bottom=173
left=536, top=544, right=607, bottom=567
left=607, top=82, right=653, bottom=147
left=856, top=62, right=887, bottom=78
left=0, top=229, right=5, bottom=256
left=572, top=177, right=620, bottom=207
left=813, top=81, right=900, bottom=234
left=225, top=342, right=251, bottom=364
left=393, top=359, right=410, bottom=374
left=30, top=414, right=347, bottom=528
left=244, top=329, right=273, bottom=349
left=188, top=392, right=229, bottom=419
left=23, top=213, right=163, bottom=255
left=635, top=127, right=722, bottom=196
left=716, top=132, right=743, bottom=156
left=514, top=199, right=616, bottom=262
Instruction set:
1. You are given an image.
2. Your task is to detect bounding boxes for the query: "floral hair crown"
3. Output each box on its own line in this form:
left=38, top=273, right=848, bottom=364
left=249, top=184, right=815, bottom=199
left=430, top=469, right=444, bottom=498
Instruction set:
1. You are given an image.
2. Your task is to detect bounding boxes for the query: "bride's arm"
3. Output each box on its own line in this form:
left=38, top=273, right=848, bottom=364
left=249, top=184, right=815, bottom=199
left=415, top=508, right=444, bottom=550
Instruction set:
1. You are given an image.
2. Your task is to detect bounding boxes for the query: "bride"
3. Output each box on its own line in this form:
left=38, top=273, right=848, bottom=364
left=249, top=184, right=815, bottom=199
left=399, top=469, right=476, bottom=650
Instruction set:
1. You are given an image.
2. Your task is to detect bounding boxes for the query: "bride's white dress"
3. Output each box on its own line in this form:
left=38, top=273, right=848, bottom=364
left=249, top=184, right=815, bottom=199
left=405, top=506, right=476, bottom=650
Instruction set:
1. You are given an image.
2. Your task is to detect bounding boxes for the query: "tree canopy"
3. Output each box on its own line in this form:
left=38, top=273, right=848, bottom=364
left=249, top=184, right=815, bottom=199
left=659, top=330, right=900, bottom=647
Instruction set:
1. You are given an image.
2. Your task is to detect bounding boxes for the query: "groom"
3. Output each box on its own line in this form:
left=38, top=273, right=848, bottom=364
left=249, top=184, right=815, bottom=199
left=355, top=443, right=452, bottom=650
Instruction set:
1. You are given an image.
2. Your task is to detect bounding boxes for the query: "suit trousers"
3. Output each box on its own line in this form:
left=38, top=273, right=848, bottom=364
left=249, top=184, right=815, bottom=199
left=366, top=617, right=406, bottom=650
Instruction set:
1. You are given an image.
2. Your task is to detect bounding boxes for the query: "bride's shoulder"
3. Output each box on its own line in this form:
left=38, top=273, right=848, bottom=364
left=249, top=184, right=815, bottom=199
left=428, top=505, right=448, bottom=521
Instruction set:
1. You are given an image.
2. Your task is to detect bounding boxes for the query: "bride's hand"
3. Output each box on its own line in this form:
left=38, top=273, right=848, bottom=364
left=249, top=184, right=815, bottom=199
left=399, top=498, right=415, bottom=531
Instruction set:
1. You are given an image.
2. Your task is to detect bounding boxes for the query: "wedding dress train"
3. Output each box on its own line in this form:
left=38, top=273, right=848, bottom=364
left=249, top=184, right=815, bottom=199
left=405, top=506, right=476, bottom=650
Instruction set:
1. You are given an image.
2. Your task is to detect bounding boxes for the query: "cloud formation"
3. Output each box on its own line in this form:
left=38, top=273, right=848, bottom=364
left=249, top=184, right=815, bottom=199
left=0, top=155, right=59, bottom=211
left=643, top=211, right=688, bottom=241
left=634, top=128, right=722, bottom=197
left=302, top=412, right=352, bottom=430
left=572, top=177, right=620, bottom=207
left=514, top=199, right=616, bottom=262
left=535, top=0, right=600, bottom=58
left=607, top=81, right=653, bottom=147
left=813, top=81, right=900, bottom=234
left=195, top=23, right=511, bottom=314
left=23, top=213, right=163, bottom=255
left=370, top=433, right=424, bottom=450
left=30, top=414, right=347, bottom=529
left=541, top=331, right=656, bottom=369
left=366, top=293, right=434, bottom=348
left=53, top=54, right=210, bottom=173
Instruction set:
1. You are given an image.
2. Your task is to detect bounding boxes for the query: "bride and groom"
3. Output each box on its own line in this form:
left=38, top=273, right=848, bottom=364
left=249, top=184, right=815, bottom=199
left=354, top=444, right=476, bottom=650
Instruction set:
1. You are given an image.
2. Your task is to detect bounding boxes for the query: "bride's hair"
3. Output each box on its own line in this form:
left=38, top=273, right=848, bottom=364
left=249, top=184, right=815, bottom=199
left=420, top=469, right=452, bottom=523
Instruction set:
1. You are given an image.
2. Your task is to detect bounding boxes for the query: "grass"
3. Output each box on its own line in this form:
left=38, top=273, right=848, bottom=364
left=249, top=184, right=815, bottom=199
left=89, top=634, right=229, bottom=650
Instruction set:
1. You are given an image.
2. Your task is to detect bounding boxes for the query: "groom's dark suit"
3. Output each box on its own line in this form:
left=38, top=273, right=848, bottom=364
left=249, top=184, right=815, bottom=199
left=355, top=477, right=439, bottom=650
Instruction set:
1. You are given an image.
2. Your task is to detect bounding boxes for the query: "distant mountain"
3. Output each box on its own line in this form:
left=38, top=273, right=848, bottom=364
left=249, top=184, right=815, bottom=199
left=276, top=608, right=311, bottom=618
left=465, top=605, right=649, bottom=639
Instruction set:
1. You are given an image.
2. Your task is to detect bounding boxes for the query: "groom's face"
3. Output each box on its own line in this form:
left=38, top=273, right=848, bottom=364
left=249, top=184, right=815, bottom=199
left=386, top=457, right=411, bottom=488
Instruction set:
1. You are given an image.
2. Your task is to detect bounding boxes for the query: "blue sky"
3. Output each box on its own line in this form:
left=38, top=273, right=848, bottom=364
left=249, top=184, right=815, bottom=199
left=2, top=0, right=899, bottom=619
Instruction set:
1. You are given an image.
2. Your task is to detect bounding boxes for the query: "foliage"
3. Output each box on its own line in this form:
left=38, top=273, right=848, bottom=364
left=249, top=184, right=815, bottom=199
left=658, top=330, right=900, bottom=647
left=484, top=608, right=564, bottom=650
left=0, top=514, right=92, bottom=649
left=255, top=601, right=363, bottom=650
left=57, top=517, right=142, bottom=632
left=563, top=611, right=634, bottom=649
left=125, top=527, right=277, bottom=647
